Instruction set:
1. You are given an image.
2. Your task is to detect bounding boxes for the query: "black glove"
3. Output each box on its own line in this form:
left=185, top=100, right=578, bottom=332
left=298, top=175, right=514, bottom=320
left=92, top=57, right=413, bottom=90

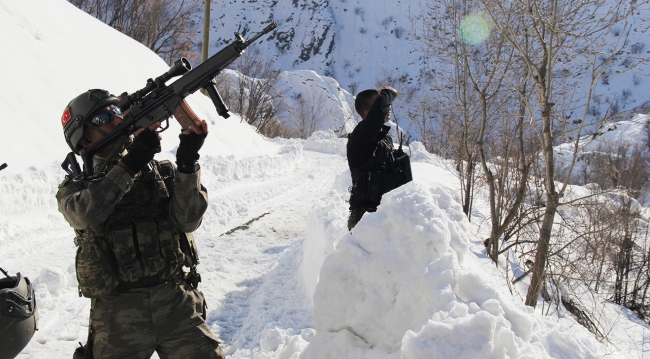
left=176, top=131, right=207, bottom=172
left=120, top=129, right=161, bottom=174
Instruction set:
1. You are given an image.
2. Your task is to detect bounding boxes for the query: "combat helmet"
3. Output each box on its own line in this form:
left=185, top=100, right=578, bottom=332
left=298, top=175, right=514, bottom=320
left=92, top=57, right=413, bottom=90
left=62, top=89, right=119, bottom=155
left=0, top=270, right=38, bottom=359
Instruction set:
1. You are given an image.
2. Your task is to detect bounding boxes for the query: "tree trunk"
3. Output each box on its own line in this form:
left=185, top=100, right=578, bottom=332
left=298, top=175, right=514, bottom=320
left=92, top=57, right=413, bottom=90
left=525, top=98, right=558, bottom=308
left=462, top=160, right=475, bottom=218
left=525, top=195, right=558, bottom=307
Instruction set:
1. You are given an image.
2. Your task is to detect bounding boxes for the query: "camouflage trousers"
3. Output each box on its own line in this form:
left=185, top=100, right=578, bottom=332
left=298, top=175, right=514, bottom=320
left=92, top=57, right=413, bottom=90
left=90, top=280, right=224, bottom=359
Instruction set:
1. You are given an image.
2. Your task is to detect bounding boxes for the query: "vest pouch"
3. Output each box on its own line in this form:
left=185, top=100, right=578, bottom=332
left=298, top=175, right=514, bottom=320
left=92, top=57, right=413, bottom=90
left=382, top=172, right=400, bottom=194
left=393, top=150, right=413, bottom=185
left=382, top=153, right=412, bottom=194
left=366, top=171, right=384, bottom=203
left=351, top=171, right=383, bottom=204
left=179, top=232, right=200, bottom=267
left=75, top=237, right=119, bottom=298
left=111, top=225, right=144, bottom=283
left=135, top=220, right=167, bottom=277
left=154, top=219, right=184, bottom=279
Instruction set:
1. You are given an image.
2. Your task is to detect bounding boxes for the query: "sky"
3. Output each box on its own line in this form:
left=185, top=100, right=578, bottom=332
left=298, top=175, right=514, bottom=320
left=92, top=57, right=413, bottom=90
left=1, top=1, right=649, bottom=358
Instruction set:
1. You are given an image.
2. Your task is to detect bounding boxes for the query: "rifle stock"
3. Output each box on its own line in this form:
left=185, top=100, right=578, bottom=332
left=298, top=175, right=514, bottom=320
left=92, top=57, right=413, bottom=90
left=79, top=22, right=278, bottom=176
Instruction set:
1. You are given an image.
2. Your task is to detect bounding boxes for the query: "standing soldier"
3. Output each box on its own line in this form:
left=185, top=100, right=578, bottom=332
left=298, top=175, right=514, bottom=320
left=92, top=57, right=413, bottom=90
left=57, top=89, right=225, bottom=359
left=346, top=86, right=411, bottom=230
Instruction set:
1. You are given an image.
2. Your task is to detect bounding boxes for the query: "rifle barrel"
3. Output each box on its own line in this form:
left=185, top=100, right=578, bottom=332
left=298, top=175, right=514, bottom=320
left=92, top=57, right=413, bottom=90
left=245, top=22, right=278, bottom=46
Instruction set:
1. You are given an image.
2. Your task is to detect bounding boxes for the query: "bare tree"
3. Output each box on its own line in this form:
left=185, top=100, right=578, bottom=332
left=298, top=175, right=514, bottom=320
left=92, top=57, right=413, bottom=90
left=411, top=4, right=482, bottom=219
left=348, top=82, right=360, bottom=97
left=478, top=0, right=640, bottom=308
left=413, top=0, right=535, bottom=264
left=69, top=0, right=201, bottom=64
left=406, top=93, right=442, bottom=154
left=216, top=50, right=286, bottom=137
left=289, top=92, right=329, bottom=139
left=549, top=184, right=650, bottom=327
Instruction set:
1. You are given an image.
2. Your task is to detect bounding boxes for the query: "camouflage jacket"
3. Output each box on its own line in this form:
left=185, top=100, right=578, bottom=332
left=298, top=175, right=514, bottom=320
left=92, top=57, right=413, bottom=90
left=57, top=158, right=207, bottom=233
left=56, top=156, right=208, bottom=297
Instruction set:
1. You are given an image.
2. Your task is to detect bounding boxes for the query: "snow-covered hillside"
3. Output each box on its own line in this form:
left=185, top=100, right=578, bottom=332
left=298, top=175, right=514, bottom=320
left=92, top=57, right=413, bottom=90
left=218, top=68, right=358, bottom=136
left=207, top=0, right=650, bottom=134
left=1, top=1, right=649, bottom=358
left=209, top=0, right=421, bottom=93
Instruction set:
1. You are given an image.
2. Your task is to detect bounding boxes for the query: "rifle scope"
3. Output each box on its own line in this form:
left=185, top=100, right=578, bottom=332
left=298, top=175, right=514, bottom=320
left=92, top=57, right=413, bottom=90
left=117, top=58, right=192, bottom=111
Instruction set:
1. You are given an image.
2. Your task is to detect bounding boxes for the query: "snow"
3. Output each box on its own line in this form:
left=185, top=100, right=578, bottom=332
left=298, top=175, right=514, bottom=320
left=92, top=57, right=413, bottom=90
left=275, top=70, right=357, bottom=135
left=208, top=0, right=650, bottom=135
left=1, top=0, right=649, bottom=358
left=296, top=169, right=629, bottom=359
left=216, top=69, right=357, bottom=136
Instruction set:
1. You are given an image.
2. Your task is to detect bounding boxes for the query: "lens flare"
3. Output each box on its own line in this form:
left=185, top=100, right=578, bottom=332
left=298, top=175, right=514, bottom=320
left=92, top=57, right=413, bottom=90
left=459, top=12, right=493, bottom=46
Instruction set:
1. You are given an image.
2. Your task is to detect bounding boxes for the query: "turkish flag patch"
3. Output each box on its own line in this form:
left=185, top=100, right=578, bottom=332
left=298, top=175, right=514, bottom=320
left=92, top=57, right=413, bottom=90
left=61, top=108, right=71, bottom=127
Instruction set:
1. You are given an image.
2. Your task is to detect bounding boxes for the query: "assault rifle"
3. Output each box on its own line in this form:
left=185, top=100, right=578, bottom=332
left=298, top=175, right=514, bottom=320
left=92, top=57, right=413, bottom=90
left=67, top=22, right=277, bottom=177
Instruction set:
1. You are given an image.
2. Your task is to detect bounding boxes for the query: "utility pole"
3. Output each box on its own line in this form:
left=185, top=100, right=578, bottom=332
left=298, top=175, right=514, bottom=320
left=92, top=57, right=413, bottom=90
left=202, top=0, right=210, bottom=63
left=201, top=0, right=211, bottom=95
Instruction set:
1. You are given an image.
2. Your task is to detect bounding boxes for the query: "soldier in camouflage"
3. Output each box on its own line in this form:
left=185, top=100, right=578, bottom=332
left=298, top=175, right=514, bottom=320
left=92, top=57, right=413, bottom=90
left=57, top=89, right=224, bottom=359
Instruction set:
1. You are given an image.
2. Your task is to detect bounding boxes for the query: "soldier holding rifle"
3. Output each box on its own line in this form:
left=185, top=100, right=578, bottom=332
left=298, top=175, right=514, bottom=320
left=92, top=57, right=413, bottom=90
left=55, top=22, right=277, bottom=359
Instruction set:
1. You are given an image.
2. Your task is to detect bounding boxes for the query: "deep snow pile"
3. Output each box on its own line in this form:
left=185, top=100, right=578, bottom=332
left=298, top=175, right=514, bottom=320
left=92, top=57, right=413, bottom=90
left=295, top=169, right=618, bottom=358
left=288, top=136, right=626, bottom=358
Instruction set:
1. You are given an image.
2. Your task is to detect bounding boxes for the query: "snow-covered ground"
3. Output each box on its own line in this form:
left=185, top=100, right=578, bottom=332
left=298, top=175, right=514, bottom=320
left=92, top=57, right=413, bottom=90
left=1, top=1, right=649, bottom=358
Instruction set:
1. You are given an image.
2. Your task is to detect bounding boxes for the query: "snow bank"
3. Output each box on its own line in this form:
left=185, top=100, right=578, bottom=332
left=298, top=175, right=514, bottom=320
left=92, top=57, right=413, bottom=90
left=201, top=144, right=302, bottom=185
left=0, top=166, right=60, bottom=217
left=304, top=130, right=347, bottom=156
left=298, top=180, right=618, bottom=358
left=299, top=188, right=349, bottom=303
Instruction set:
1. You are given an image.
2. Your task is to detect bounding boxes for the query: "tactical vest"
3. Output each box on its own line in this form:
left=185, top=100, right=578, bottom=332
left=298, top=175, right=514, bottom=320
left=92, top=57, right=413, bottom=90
left=350, top=132, right=412, bottom=208
left=70, top=160, right=200, bottom=298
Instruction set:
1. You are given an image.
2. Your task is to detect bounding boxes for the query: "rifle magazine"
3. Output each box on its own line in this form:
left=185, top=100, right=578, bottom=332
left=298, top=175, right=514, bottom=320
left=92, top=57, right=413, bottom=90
left=172, top=100, right=202, bottom=130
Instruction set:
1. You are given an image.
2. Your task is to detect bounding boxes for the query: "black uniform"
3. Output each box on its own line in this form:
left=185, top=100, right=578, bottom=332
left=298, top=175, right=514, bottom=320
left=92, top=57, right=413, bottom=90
left=346, top=89, right=399, bottom=230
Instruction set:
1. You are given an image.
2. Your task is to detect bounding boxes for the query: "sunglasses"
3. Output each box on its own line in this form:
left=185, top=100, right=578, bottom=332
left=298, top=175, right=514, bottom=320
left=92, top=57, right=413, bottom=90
left=90, top=107, right=123, bottom=125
